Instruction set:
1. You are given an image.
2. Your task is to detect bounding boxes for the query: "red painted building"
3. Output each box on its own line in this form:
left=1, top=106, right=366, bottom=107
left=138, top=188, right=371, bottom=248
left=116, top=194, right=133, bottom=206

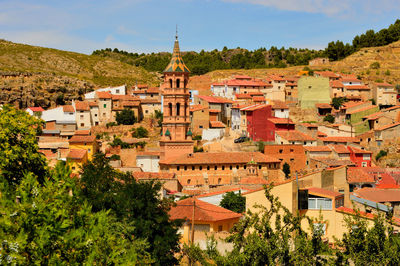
left=348, top=146, right=372, bottom=167
left=243, top=104, right=295, bottom=141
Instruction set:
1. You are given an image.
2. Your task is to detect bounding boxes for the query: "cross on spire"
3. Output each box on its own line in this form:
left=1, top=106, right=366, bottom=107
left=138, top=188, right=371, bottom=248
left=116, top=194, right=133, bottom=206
left=175, top=24, right=178, bottom=40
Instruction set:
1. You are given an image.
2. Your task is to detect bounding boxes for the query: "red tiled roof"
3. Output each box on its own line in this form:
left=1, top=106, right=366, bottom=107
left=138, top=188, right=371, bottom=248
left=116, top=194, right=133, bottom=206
left=147, top=87, right=160, bottom=93
left=304, top=146, right=332, bottom=152
left=330, top=80, right=344, bottom=88
left=140, top=99, right=161, bottom=104
left=275, top=130, right=316, bottom=141
left=336, top=206, right=375, bottom=220
left=249, top=92, right=264, bottom=96
left=353, top=188, right=400, bottom=202
left=209, top=109, right=221, bottom=113
left=67, top=149, right=87, bottom=159
left=376, top=173, right=399, bottom=189
left=190, top=104, right=207, bottom=112
left=315, top=103, right=332, bottom=109
left=269, top=75, right=286, bottom=81
left=209, top=121, right=226, bottom=128
left=131, top=89, right=147, bottom=94
left=252, top=96, right=266, bottom=102
left=364, top=111, right=383, bottom=120
left=63, top=105, right=74, bottom=113
left=342, top=101, right=366, bottom=109
left=112, top=95, right=139, bottom=101
left=347, top=167, right=375, bottom=183
left=301, top=122, right=318, bottom=128
left=384, top=105, right=400, bottom=111
left=75, top=101, right=90, bottom=111
left=306, top=187, right=343, bottom=199
left=344, top=85, right=370, bottom=90
left=169, top=198, right=242, bottom=222
left=318, top=131, right=327, bottom=137
left=160, top=152, right=280, bottom=165
left=69, top=135, right=96, bottom=143
left=89, top=102, right=98, bottom=107
left=197, top=95, right=233, bottom=104
left=132, top=172, right=175, bottom=180
left=267, top=118, right=295, bottom=124
left=330, top=145, right=350, bottom=154
left=319, top=136, right=360, bottom=143
left=28, top=107, right=44, bottom=112
left=123, top=101, right=140, bottom=107
left=137, top=151, right=161, bottom=156
left=235, top=93, right=252, bottom=99
left=312, top=157, right=355, bottom=167
left=374, top=122, right=400, bottom=131
left=241, top=104, right=269, bottom=111
left=375, top=82, right=394, bottom=87
left=74, top=130, right=90, bottom=135
left=348, top=146, right=372, bottom=154
left=96, top=91, right=112, bottom=99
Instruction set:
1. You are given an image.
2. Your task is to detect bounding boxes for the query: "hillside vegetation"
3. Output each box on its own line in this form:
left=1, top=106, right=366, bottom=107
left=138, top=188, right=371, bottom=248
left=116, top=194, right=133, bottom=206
left=0, top=39, right=159, bottom=108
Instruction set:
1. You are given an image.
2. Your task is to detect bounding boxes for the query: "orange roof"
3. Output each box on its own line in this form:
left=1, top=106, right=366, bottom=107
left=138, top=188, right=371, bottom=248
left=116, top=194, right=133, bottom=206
left=146, top=87, right=160, bottom=93
left=67, top=149, right=87, bottom=159
left=160, top=152, right=280, bottom=165
left=306, top=187, right=343, bottom=199
left=28, top=107, right=44, bottom=112
left=112, top=95, right=139, bottom=101
left=209, top=121, right=226, bottom=128
left=96, top=91, right=112, bottom=99
left=375, top=82, right=394, bottom=87
left=315, top=103, right=332, bottom=109
left=342, top=101, right=366, bottom=109
left=63, top=105, right=74, bottom=112
left=190, top=104, right=207, bottom=112
left=241, top=104, right=269, bottom=111
left=336, top=206, right=375, bottom=220
left=235, top=93, right=252, bottom=99
left=353, top=188, right=400, bottom=203
left=364, top=111, right=383, bottom=120
left=375, top=122, right=400, bottom=131
left=123, top=101, right=140, bottom=107
left=69, top=135, right=96, bottom=143
left=267, top=118, right=295, bottom=124
left=136, top=84, right=148, bottom=89
left=75, top=101, right=90, bottom=111
left=314, top=71, right=339, bottom=78
left=319, top=136, right=359, bottom=143
left=197, top=95, right=233, bottom=104
left=330, top=145, right=350, bottom=154
left=330, top=80, right=344, bottom=88
left=208, top=109, right=221, bottom=113
left=252, top=96, right=266, bottom=102
left=169, top=198, right=242, bottom=222
left=132, top=172, right=175, bottom=180
left=269, top=75, right=286, bottom=81
left=304, top=146, right=332, bottom=152
left=249, top=92, right=264, bottom=96
left=344, top=85, right=370, bottom=90
left=347, top=167, right=375, bottom=183
left=74, top=130, right=90, bottom=135
left=89, top=102, right=98, bottom=107
left=275, top=130, right=316, bottom=141
left=384, top=105, right=400, bottom=111
left=301, top=122, right=318, bottom=128
left=317, top=131, right=327, bottom=137
left=348, top=146, right=372, bottom=154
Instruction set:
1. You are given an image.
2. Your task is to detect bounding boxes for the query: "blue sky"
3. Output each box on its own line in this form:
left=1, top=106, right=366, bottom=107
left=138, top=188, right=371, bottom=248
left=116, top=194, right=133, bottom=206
left=0, top=0, right=399, bottom=54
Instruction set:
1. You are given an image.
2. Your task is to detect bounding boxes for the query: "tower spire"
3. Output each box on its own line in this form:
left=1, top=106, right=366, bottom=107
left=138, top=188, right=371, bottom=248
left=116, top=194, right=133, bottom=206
left=176, top=24, right=178, bottom=40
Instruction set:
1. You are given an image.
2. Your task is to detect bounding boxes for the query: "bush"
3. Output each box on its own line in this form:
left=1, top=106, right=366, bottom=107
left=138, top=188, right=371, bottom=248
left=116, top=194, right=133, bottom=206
left=385, top=70, right=391, bottom=75
left=370, top=62, right=380, bottom=69
left=56, top=94, right=65, bottom=106
left=332, top=97, right=347, bottom=109
left=110, top=137, right=131, bottom=149
left=283, top=162, right=291, bottom=178
left=193, top=146, right=204, bottom=153
left=116, top=108, right=136, bottom=125
left=220, top=191, right=246, bottom=213
left=192, top=135, right=202, bottom=141
left=375, top=150, right=387, bottom=161
left=109, top=154, right=121, bottom=160
left=132, top=126, right=149, bottom=138
left=257, top=141, right=265, bottom=153
left=134, top=141, right=147, bottom=149
left=106, top=122, right=117, bottom=128
left=324, top=114, right=335, bottom=123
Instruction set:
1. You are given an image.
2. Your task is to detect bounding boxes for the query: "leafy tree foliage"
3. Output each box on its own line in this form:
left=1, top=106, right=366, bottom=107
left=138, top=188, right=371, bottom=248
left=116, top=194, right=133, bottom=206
left=0, top=105, right=48, bottom=186
left=0, top=162, right=152, bottom=264
left=116, top=108, right=136, bottom=125
left=376, top=150, right=388, bottom=161
left=282, top=162, right=291, bottom=178
left=78, top=153, right=182, bottom=265
left=324, top=114, right=335, bottom=124
left=132, top=126, right=149, bottom=138
left=110, top=136, right=131, bottom=148
left=332, top=97, right=348, bottom=110
left=220, top=191, right=246, bottom=213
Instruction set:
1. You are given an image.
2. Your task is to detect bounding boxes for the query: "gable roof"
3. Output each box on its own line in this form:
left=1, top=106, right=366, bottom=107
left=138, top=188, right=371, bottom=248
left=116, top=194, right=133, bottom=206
left=304, top=146, right=332, bottom=152
left=67, top=149, right=87, bottom=159
left=69, top=135, right=96, bottom=143
left=197, top=95, right=233, bottom=104
left=96, top=91, right=112, bottom=99
left=27, top=107, right=44, bottom=112
left=347, top=167, right=375, bottom=184
left=267, top=118, right=295, bottom=124
left=353, top=188, right=400, bottom=203
left=169, top=198, right=242, bottom=222
left=63, top=105, right=74, bottom=113
left=75, top=101, right=90, bottom=111
left=319, top=136, right=360, bottom=143
left=375, top=122, right=400, bottom=131
left=275, top=130, right=316, bottom=141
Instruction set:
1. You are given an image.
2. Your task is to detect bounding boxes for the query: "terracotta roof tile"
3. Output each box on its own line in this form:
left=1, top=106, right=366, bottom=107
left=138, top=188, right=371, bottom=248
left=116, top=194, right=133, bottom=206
left=319, top=136, right=360, bottom=143
left=132, top=172, right=175, bottom=180
left=69, top=135, right=96, bottom=143
left=315, top=103, right=332, bottom=109
left=197, top=95, right=233, bottom=104
left=252, top=96, right=266, bottom=102
left=317, top=131, right=327, bottom=137
left=375, top=82, right=394, bottom=87
left=209, top=121, right=226, bottom=128
left=241, top=104, right=269, bottom=111
left=28, top=107, right=44, bottom=112
left=63, top=105, right=74, bottom=112
left=271, top=100, right=288, bottom=109
left=89, top=102, right=98, bottom=107
left=330, top=145, right=350, bottom=154
left=353, top=188, right=400, bottom=202
left=347, top=105, right=377, bottom=115
left=347, top=167, right=375, bottom=183
left=249, top=92, right=264, bottom=96
left=344, top=85, right=370, bottom=90
left=304, top=146, right=332, bottom=152
left=275, top=130, right=316, bottom=141
left=235, top=93, right=252, bottom=99
left=160, top=152, right=280, bottom=165
left=375, top=122, right=400, bottom=131
left=267, top=118, right=295, bottom=124
left=306, top=187, right=343, bottom=199
left=96, top=91, right=112, bottom=99
left=75, top=101, right=90, bottom=111
left=140, top=99, right=161, bottom=104
left=67, top=149, right=87, bottom=159
left=190, top=104, right=207, bottom=112
left=348, top=146, right=372, bottom=154
left=330, top=80, right=344, bottom=88
left=169, top=198, right=242, bottom=222
left=312, top=157, right=355, bottom=167
left=146, top=87, right=160, bottom=93
left=74, top=130, right=90, bottom=135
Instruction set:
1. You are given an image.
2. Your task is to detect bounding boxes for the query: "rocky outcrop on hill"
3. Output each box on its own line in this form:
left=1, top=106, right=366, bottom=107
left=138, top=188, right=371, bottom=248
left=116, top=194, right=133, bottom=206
left=0, top=71, right=95, bottom=108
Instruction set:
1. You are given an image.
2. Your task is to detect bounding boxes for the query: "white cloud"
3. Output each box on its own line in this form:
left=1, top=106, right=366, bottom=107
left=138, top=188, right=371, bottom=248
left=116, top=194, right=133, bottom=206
left=223, top=0, right=400, bottom=16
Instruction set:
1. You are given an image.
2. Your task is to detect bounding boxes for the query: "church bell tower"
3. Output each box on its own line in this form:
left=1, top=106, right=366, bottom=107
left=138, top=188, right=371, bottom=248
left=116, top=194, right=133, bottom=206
left=159, top=32, right=194, bottom=161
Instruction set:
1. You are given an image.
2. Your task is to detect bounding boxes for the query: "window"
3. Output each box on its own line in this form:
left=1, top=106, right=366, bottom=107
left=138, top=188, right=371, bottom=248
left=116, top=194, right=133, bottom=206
left=145, top=110, right=148, bottom=114
left=88, top=149, right=91, bottom=152
left=187, top=179, right=191, bottom=184
left=72, top=166, right=76, bottom=170
left=116, top=89, right=120, bottom=93
left=229, top=165, right=232, bottom=170
left=244, top=165, right=247, bottom=169
left=199, top=125, right=203, bottom=129
left=290, top=149, right=294, bottom=152
left=279, top=149, right=283, bottom=154
left=308, top=198, right=332, bottom=210
left=80, top=123, right=84, bottom=127
left=259, top=165, right=262, bottom=169
left=103, top=104, right=106, bottom=108
left=290, top=158, right=294, bottom=162
left=177, top=166, right=180, bottom=171
left=214, top=166, right=217, bottom=170
left=207, top=166, right=210, bottom=170
left=236, top=165, right=239, bottom=169
left=222, top=166, right=225, bottom=170
left=184, top=166, right=187, bottom=171
left=192, top=166, right=195, bottom=170
left=218, top=178, right=222, bottom=184
left=199, top=166, right=203, bottom=170
left=80, top=115, right=84, bottom=119
left=94, top=114, right=97, bottom=117
left=361, top=162, right=367, bottom=167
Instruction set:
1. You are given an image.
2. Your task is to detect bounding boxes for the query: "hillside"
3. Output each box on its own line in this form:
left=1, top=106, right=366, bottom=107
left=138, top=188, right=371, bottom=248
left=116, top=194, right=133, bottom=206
left=188, top=40, right=400, bottom=94
left=0, top=39, right=159, bottom=108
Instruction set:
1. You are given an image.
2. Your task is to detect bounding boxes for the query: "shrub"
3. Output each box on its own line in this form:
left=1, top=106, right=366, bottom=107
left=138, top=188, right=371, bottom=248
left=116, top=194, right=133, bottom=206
left=370, top=62, right=380, bottom=69
left=193, top=146, right=204, bottom=153
left=106, top=122, right=117, bottom=128
left=283, top=162, right=291, bottom=178
left=375, top=150, right=387, bottom=161
left=110, top=137, right=131, bottom=149
left=385, top=70, right=391, bottom=76
left=324, top=114, right=335, bottom=123
left=109, top=154, right=121, bottom=160
left=116, top=108, right=136, bottom=125
left=192, top=135, right=202, bottom=141
left=132, top=126, right=149, bottom=138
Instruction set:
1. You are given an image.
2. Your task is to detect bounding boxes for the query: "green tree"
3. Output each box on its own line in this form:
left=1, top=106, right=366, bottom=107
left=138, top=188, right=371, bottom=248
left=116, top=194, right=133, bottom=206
left=282, top=162, right=291, bottom=178
left=370, top=62, right=381, bottom=69
left=257, top=141, right=265, bottom=153
left=116, top=108, right=136, bottom=125
left=132, top=126, right=149, bottom=138
left=332, top=97, right=346, bottom=109
left=56, top=94, right=65, bottom=105
left=78, top=153, right=182, bottom=265
left=324, top=114, right=335, bottom=123
left=0, top=162, right=152, bottom=264
left=0, top=105, right=48, bottom=186
left=375, top=150, right=388, bottom=161
left=220, top=191, right=245, bottom=213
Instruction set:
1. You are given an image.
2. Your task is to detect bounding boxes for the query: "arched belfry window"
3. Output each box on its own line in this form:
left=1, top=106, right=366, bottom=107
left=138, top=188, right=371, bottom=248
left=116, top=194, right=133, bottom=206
left=168, top=103, right=173, bottom=116
left=176, top=103, right=181, bottom=116
left=176, top=79, right=180, bottom=88
left=169, top=79, right=173, bottom=88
